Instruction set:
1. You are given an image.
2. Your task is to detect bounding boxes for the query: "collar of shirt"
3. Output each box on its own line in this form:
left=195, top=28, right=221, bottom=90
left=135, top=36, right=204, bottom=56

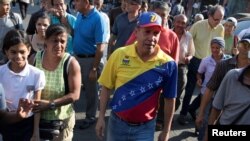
left=210, top=54, right=231, bottom=62
left=50, top=12, right=69, bottom=23
left=81, top=7, right=97, bottom=19
left=7, top=61, right=29, bottom=77
left=205, top=19, right=222, bottom=30
left=124, top=42, right=167, bottom=62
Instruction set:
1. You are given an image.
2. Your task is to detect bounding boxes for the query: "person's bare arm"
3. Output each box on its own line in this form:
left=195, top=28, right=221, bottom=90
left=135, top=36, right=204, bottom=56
left=107, top=34, right=117, bottom=59
left=89, top=43, right=106, bottom=81
left=185, top=35, right=195, bottom=64
left=33, top=58, right=81, bottom=112
left=31, top=90, right=42, bottom=141
left=0, top=99, right=34, bottom=123
left=196, top=88, right=214, bottom=128
left=0, top=111, right=22, bottom=123
left=52, top=58, right=81, bottom=105
left=95, top=86, right=111, bottom=140
left=196, top=73, right=203, bottom=87
left=60, top=16, right=74, bottom=36
left=203, top=107, right=222, bottom=141
left=158, top=98, right=175, bottom=141
left=208, top=107, right=222, bottom=125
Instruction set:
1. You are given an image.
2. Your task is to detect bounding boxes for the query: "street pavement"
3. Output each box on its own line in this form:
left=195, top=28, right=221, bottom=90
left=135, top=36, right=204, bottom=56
left=0, top=2, right=198, bottom=141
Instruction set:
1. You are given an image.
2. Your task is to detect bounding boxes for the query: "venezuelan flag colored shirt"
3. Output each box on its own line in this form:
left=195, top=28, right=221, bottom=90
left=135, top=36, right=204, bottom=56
left=98, top=43, right=177, bottom=123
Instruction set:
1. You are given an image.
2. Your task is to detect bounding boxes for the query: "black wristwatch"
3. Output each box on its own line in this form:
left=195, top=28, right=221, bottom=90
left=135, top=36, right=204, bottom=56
left=49, top=101, right=56, bottom=110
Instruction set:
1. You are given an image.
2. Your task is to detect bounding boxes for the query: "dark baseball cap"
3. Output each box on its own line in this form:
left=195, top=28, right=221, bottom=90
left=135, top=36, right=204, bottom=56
left=240, top=33, right=250, bottom=44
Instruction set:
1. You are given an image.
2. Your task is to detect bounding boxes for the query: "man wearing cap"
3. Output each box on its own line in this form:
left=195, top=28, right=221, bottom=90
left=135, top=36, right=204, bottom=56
left=126, top=1, right=180, bottom=62
left=96, top=12, right=177, bottom=141
left=196, top=35, right=250, bottom=141
left=0, top=0, right=23, bottom=64
left=223, top=17, right=238, bottom=55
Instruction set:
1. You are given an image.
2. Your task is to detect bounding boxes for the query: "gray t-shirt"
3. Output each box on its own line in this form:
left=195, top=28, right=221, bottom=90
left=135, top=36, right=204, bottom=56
left=111, top=12, right=138, bottom=53
left=0, top=12, right=23, bottom=60
left=213, top=68, right=250, bottom=125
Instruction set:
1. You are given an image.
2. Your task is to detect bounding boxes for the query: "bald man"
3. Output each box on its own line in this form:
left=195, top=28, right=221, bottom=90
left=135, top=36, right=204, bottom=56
left=172, top=14, right=195, bottom=112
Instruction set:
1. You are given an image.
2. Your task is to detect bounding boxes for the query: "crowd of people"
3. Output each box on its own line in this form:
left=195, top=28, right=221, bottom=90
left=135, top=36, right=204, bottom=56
left=0, top=0, right=250, bottom=141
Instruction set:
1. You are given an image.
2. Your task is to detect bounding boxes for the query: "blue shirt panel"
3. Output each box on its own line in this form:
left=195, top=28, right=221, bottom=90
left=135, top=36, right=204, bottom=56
left=73, top=8, right=108, bottom=55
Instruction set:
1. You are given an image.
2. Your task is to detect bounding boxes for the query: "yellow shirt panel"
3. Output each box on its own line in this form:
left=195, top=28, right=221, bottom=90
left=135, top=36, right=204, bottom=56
left=98, top=43, right=173, bottom=90
left=190, top=20, right=224, bottom=59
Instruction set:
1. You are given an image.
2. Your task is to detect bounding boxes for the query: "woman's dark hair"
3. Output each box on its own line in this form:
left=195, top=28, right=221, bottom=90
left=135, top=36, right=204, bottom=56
left=45, top=24, right=68, bottom=40
left=35, top=12, right=50, bottom=25
left=35, top=12, right=50, bottom=33
left=2, top=29, right=31, bottom=54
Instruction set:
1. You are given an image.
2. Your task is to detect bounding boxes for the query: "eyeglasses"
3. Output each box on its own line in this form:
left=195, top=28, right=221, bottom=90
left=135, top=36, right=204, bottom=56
left=212, top=16, right=222, bottom=22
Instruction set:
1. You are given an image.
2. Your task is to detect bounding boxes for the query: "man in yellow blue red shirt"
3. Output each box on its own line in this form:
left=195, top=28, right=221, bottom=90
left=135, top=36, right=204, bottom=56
left=96, top=12, right=177, bottom=141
